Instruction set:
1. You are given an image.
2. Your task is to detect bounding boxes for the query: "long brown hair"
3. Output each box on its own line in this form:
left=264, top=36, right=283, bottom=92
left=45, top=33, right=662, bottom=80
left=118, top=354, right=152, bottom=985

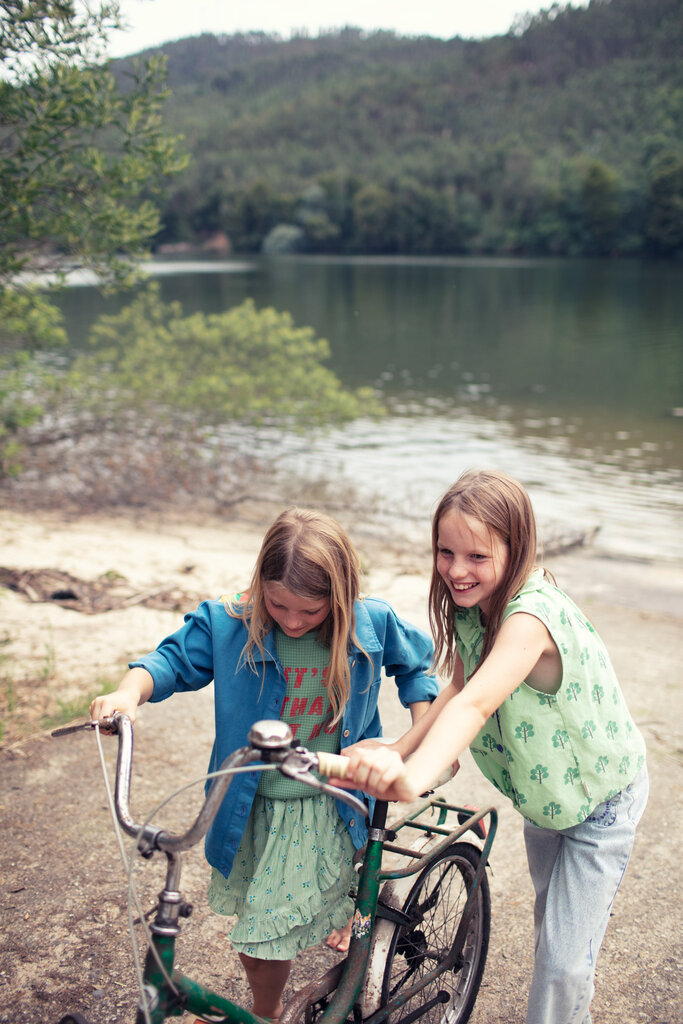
left=428, top=470, right=539, bottom=677
left=230, top=507, right=365, bottom=724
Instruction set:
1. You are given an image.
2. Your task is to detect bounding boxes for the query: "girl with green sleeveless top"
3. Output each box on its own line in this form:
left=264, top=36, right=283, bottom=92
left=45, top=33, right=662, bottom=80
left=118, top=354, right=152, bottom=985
left=90, top=507, right=437, bottom=1022
left=342, top=470, right=648, bottom=1024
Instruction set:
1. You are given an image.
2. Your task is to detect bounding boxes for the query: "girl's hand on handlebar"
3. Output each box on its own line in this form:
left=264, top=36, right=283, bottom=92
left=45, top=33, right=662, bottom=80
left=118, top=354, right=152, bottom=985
left=90, top=691, right=139, bottom=726
left=336, top=745, right=421, bottom=803
left=90, top=667, right=154, bottom=727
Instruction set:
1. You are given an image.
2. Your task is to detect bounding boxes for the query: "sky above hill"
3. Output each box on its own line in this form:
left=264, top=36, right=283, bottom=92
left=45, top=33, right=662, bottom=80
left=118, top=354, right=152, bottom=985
left=109, top=0, right=590, bottom=57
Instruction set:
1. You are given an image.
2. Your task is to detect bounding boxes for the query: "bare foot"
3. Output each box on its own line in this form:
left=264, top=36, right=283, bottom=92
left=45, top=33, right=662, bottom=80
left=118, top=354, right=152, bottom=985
left=326, top=917, right=353, bottom=952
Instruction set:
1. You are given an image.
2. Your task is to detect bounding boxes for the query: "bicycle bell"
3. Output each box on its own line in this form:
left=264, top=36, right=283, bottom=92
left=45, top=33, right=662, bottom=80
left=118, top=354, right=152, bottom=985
left=248, top=719, right=294, bottom=750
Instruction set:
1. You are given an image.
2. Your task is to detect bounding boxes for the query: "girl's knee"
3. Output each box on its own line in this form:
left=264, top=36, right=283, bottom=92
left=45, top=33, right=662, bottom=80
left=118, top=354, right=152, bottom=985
left=535, top=946, right=595, bottom=995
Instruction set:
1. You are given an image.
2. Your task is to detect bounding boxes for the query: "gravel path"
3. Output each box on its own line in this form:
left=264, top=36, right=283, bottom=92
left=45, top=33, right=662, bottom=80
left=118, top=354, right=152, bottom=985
left=0, top=509, right=680, bottom=1023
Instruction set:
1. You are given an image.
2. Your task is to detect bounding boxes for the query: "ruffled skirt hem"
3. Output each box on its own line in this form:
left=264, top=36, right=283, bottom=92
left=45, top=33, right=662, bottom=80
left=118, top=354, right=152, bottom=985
left=208, top=793, right=356, bottom=960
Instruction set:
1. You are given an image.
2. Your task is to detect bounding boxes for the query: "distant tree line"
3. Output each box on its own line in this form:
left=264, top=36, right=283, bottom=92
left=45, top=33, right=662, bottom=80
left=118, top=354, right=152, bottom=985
left=158, top=154, right=682, bottom=259
left=124, top=0, right=682, bottom=259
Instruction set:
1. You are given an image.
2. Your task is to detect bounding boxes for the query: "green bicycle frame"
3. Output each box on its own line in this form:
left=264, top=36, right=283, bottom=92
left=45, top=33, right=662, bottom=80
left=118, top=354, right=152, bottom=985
left=101, top=715, right=494, bottom=1024
left=137, top=933, right=260, bottom=1023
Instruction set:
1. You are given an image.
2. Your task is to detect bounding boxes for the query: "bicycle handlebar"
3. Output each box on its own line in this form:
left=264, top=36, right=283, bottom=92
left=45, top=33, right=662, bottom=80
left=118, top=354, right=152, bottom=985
left=58, top=714, right=368, bottom=858
left=316, top=751, right=456, bottom=793
left=315, top=750, right=350, bottom=778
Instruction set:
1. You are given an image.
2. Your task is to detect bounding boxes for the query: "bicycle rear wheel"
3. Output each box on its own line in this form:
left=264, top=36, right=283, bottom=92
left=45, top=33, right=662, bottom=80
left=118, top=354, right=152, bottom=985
left=380, top=842, right=490, bottom=1024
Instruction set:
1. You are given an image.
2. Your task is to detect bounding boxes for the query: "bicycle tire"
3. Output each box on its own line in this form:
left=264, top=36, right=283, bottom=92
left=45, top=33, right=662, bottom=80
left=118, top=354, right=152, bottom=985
left=380, top=841, right=490, bottom=1024
left=57, top=1015, right=93, bottom=1024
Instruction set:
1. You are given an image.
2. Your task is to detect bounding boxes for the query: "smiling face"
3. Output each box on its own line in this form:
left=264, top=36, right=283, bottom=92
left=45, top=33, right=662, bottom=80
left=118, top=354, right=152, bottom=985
left=435, top=510, right=509, bottom=617
left=263, top=581, right=331, bottom=638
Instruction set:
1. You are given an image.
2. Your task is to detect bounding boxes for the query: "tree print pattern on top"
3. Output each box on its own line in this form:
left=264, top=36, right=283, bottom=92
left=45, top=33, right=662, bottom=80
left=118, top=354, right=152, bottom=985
left=456, top=569, right=646, bottom=829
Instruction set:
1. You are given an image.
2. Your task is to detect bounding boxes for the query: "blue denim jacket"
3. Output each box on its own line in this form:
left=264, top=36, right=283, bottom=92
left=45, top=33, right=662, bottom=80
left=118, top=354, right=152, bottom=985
left=131, top=596, right=437, bottom=877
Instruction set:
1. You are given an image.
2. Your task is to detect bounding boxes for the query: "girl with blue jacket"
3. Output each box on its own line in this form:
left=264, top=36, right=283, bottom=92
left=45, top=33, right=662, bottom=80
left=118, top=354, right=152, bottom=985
left=90, top=507, right=437, bottom=1021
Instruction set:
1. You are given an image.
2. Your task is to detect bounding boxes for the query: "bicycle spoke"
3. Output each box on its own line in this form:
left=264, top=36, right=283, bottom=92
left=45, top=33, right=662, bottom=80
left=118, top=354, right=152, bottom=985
left=381, top=844, right=490, bottom=1024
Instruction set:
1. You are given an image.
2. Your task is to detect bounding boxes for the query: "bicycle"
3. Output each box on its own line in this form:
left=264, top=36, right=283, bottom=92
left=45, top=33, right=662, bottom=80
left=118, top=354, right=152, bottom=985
left=52, top=714, right=497, bottom=1024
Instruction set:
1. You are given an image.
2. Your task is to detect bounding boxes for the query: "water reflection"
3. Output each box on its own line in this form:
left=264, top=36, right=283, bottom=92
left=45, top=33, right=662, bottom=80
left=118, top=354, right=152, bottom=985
left=53, top=255, right=683, bottom=565
left=222, top=412, right=683, bottom=566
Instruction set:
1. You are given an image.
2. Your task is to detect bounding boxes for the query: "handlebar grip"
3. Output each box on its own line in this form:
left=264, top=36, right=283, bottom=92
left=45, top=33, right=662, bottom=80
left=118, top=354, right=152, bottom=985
left=316, top=751, right=351, bottom=779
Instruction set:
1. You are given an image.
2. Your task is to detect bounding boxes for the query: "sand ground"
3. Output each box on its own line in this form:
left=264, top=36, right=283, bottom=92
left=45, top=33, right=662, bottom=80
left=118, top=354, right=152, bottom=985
left=0, top=505, right=681, bottom=1023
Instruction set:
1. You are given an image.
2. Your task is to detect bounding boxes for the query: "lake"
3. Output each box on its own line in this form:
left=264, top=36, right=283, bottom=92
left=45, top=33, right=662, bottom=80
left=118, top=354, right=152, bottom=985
left=55, top=255, right=683, bottom=567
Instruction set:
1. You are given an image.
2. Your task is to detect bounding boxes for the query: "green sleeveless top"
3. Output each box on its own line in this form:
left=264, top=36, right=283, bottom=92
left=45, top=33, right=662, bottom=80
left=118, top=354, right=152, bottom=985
left=257, top=626, right=342, bottom=800
left=456, top=569, right=646, bottom=829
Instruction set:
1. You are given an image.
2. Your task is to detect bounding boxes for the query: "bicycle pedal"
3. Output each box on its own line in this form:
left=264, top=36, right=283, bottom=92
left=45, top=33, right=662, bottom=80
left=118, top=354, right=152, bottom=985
left=457, top=806, right=487, bottom=841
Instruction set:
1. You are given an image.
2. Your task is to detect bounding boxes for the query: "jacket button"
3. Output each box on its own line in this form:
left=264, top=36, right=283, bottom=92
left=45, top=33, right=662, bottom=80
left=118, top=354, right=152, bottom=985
left=343, top=729, right=350, bottom=738
left=349, top=819, right=355, bottom=828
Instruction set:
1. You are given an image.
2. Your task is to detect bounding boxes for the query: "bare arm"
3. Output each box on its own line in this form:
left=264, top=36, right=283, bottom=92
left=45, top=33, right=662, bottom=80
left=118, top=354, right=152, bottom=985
left=392, top=656, right=465, bottom=758
left=408, top=699, right=435, bottom=725
left=341, top=660, right=463, bottom=765
left=90, top=666, right=154, bottom=724
left=344, top=613, right=555, bottom=802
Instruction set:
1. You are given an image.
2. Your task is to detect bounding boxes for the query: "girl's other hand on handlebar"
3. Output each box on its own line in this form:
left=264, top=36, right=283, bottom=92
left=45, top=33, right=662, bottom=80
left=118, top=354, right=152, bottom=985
left=90, top=667, right=154, bottom=727
left=89, top=691, right=139, bottom=725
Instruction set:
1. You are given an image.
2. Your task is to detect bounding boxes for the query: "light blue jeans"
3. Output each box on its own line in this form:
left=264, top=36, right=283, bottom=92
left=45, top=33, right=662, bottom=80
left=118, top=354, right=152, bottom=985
left=523, top=766, right=649, bottom=1024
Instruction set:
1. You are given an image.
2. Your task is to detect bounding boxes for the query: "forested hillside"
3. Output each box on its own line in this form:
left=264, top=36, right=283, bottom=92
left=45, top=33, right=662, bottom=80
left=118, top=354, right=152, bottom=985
left=116, top=0, right=683, bottom=258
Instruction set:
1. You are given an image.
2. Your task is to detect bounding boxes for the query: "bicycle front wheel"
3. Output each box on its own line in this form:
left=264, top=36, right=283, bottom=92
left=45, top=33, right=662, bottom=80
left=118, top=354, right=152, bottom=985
left=380, top=842, right=490, bottom=1024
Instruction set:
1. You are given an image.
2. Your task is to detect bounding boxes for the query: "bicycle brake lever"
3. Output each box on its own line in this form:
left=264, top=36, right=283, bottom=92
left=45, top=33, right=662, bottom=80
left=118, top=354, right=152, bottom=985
left=51, top=715, right=118, bottom=737
left=51, top=720, right=97, bottom=737
left=317, top=780, right=369, bottom=818
left=280, top=749, right=369, bottom=819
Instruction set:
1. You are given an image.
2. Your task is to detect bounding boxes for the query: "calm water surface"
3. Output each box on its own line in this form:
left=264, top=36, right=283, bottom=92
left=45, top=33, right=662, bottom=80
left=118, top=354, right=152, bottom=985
left=55, top=256, right=683, bottom=567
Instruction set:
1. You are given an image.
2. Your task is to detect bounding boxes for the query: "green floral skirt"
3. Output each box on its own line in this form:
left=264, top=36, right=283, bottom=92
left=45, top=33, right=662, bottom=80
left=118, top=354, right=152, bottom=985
left=207, top=792, right=356, bottom=960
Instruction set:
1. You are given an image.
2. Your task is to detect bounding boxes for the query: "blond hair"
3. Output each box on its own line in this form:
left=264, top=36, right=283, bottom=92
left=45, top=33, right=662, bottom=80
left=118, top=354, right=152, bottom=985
left=428, top=470, right=543, bottom=676
left=231, top=507, right=365, bottom=724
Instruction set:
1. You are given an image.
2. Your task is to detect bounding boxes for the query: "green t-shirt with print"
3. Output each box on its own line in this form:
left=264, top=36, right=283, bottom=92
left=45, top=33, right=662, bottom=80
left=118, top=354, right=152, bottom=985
left=257, top=627, right=342, bottom=800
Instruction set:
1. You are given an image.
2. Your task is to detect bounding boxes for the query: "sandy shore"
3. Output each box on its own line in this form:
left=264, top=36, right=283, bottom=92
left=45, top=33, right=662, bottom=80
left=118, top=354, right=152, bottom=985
left=0, top=504, right=681, bottom=1023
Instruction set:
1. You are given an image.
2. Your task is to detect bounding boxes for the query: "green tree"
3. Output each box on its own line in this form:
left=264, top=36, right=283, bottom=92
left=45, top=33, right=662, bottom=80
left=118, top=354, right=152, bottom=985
left=543, top=801, right=562, bottom=820
left=592, top=684, right=605, bottom=705
left=645, top=155, right=683, bottom=255
left=530, top=764, right=550, bottom=785
left=552, top=729, right=570, bottom=750
left=0, top=1, right=186, bottom=472
left=581, top=160, right=621, bottom=254
left=352, top=183, right=395, bottom=252
left=565, top=681, right=582, bottom=702
left=0, top=1, right=186, bottom=311
left=262, top=223, right=306, bottom=254
left=72, top=285, right=383, bottom=427
left=225, top=180, right=284, bottom=252
left=515, top=721, right=535, bottom=743
left=295, top=184, right=341, bottom=250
